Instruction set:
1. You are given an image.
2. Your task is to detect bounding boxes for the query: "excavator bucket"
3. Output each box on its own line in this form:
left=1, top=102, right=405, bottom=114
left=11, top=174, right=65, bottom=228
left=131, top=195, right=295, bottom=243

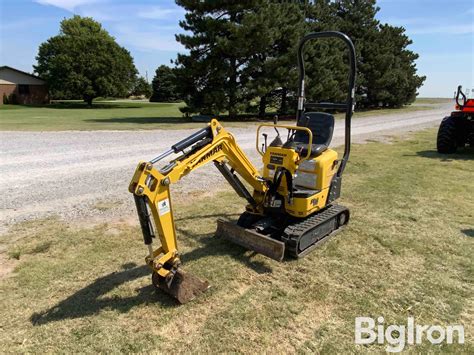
left=215, top=218, right=286, bottom=261
left=152, top=269, right=210, bottom=304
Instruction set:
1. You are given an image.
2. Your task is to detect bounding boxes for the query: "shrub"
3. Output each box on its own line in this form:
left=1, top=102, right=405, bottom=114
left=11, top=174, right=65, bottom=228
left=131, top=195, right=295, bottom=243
left=179, top=106, right=194, bottom=118
left=8, top=93, right=17, bottom=104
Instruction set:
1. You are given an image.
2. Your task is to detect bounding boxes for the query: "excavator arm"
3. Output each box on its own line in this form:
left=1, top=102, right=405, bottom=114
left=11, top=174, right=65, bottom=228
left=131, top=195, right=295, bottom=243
left=129, top=119, right=268, bottom=300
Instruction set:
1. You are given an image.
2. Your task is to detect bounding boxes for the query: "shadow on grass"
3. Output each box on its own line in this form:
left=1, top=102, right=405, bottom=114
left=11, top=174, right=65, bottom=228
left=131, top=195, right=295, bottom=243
left=175, top=212, right=272, bottom=274
left=414, top=148, right=474, bottom=161
left=179, top=231, right=273, bottom=275
left=85, top=116, right=191, bottom=125
left=30, top=263, right=177, bottom=325
left=461, top=229, right=474, bottom=238
left=16, top=102, right=157, bottom=109
left=31, top=213, right=272, bottom=325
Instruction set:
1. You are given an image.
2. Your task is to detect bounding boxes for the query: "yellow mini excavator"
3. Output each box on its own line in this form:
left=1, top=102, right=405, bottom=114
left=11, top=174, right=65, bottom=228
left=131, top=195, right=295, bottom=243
left=129, top=31, right=356, bottom=303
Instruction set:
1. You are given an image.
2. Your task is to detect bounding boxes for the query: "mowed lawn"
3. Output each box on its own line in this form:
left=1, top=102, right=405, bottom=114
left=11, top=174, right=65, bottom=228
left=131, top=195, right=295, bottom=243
left=0, top=101, right=197, bottom=131
left=0, top=129, right=472, bottom=353
left=0, top=98, right=450, bottom=131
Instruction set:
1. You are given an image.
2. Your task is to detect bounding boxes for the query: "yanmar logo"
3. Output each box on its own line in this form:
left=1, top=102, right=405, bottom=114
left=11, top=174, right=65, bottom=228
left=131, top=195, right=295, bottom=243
left=193, top=144, right=223, bottom=167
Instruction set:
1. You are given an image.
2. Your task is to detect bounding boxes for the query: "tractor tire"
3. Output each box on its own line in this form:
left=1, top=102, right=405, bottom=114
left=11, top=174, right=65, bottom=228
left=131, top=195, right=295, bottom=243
left=437, top=116, right=457, bottom=154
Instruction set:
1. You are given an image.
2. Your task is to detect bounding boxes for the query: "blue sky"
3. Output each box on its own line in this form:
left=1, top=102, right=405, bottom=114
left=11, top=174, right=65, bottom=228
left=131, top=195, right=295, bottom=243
left=0, top=0, right=472, bottom=97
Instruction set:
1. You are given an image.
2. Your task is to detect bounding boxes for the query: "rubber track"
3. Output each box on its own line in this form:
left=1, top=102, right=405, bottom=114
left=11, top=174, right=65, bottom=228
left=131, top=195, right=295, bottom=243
left=282, top=204, right=348, bottom=258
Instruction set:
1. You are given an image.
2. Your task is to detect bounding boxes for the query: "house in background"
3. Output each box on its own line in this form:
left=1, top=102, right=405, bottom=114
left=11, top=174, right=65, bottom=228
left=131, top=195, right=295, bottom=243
left=0, top=66, right=49, bottom=105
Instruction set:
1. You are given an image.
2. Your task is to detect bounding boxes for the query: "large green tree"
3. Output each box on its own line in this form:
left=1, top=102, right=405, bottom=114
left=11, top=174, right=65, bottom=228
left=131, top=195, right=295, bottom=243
left=175, top=0, right=275, bottom=118
left=149, top=65, right=181, bottom=102
left=242, top=1, right=306, bottom=117
left=35, top=16, right=137, bottom=105
left=174, top=0, right=425, bottom=116
left=331, top=0, right=425, bottom=107
left=361, top=24, right=426, bottom=107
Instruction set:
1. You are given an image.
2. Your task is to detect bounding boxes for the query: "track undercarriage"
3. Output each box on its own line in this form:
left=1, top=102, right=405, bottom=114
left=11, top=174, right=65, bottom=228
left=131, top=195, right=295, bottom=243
left=216, top=204, right=349, bottom=261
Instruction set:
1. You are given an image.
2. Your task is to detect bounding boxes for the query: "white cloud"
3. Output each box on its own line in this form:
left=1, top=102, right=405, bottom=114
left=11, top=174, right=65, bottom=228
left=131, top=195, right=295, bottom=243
left=72, top=4, right=185, bottom=23
left=35, top=1, right=185, bottom=25
left=379, top=16, right=474, bottom=35
left=112, top=24, right=184, bottom=52
left=0, top=18, right=52, bottom=31
left=34, top=0, right=186, bottom=52
left=35, top=0, right=103, bottom=12
left=137, top=6, right=184, bottom=20
left=409, top=23, right=474, bottom=35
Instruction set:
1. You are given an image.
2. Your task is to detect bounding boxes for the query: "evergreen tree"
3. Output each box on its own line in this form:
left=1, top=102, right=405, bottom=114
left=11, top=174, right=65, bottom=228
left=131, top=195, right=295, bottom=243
left=302, top=0, right=348, bottom=104
left=150, top=65, right=181, bottom=102
left=131, top=76, right=152, bottom=98
left=242, top=1, right=306, bottom=117
left=362, top=24, right=425, bottom=107
left=329, top=0, right=381, bottom=105
left=175, top=0, right=273, bottom=118
left=174, top=0, right=425, bottom=115
left=332, top=0, right=425, bottom=107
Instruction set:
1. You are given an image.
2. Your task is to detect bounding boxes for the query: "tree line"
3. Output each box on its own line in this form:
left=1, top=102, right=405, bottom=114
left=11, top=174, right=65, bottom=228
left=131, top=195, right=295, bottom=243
left=168, top=0, right=425, bottom=118
left=35, top=1, right=425, bottom=116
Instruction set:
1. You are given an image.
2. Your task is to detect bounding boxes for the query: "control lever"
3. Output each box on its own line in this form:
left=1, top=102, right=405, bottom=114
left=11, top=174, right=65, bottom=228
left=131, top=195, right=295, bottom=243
left=273, top=115, right=280, bottom=136
left=268, top=114, right=283, bottom=147
left=262, top=133, right=268, bottom=152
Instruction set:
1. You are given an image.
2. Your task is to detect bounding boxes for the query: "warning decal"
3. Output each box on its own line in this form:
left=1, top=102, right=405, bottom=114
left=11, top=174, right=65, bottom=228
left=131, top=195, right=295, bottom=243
left=158, top=198, right=170, bottom=216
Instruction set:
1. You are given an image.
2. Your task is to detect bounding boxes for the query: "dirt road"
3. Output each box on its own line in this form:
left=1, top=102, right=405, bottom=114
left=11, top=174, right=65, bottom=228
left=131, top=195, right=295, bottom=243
left=0, top=104, right=451, bottom=229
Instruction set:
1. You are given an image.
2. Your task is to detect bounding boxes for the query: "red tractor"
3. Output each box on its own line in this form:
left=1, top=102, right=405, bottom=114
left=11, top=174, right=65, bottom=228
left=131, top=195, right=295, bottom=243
left=437, top=85, right=474, bottom=153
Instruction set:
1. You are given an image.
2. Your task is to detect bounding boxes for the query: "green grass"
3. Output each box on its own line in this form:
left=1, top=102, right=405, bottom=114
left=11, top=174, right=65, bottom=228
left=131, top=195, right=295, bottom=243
left=0, top=129, right=472, bottom=353
left=0, top=98, right=447, bottom=131
left=414, top=97, right=453, bottom=105
left=0, top=101, right=196, bottom=131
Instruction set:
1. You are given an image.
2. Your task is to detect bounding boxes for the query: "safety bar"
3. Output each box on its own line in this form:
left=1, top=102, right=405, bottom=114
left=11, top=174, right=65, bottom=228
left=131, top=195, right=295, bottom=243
left=296, top=31, right=356, bottom=177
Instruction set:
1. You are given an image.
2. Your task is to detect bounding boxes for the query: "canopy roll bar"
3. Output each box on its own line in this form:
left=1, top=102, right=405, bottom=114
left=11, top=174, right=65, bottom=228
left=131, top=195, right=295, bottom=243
left=296, top=31, right=356, bottom=177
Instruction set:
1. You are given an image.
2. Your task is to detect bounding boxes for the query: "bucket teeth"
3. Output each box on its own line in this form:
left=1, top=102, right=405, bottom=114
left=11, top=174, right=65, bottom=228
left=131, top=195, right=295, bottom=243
left=152, top=269, right=210, bottom=304
left=215, top=218, right=285, bottom=261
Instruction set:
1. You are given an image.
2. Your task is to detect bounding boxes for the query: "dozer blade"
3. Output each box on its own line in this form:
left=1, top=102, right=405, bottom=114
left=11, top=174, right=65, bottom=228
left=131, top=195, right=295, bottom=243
left=216, top=218, right=285, bottom=261
left=152, top=269, right=210, bottom=304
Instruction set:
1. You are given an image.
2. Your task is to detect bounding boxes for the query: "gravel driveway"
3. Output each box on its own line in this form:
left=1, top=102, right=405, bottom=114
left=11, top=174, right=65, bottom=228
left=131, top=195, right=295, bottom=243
left=0, top=104, right=451, bottom=230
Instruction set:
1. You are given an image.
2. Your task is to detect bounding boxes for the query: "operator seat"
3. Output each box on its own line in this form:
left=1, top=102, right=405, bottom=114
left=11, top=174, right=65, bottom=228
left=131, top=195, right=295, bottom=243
left=294, top=112, right=335, bottom=157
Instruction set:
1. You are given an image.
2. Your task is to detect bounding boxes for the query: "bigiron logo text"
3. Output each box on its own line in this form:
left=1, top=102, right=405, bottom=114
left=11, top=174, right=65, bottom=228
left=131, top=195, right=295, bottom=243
left=355, top=316, right=465, bottom=352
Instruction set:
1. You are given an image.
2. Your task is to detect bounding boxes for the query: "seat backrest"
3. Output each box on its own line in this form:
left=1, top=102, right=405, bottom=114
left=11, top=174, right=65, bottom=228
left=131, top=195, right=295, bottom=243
left=294, top=112, right=335, bottom=146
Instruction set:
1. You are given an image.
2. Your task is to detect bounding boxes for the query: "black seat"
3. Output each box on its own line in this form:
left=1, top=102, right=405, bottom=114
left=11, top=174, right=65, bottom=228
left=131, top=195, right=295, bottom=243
left=294, top=112, right=335, bottom=157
